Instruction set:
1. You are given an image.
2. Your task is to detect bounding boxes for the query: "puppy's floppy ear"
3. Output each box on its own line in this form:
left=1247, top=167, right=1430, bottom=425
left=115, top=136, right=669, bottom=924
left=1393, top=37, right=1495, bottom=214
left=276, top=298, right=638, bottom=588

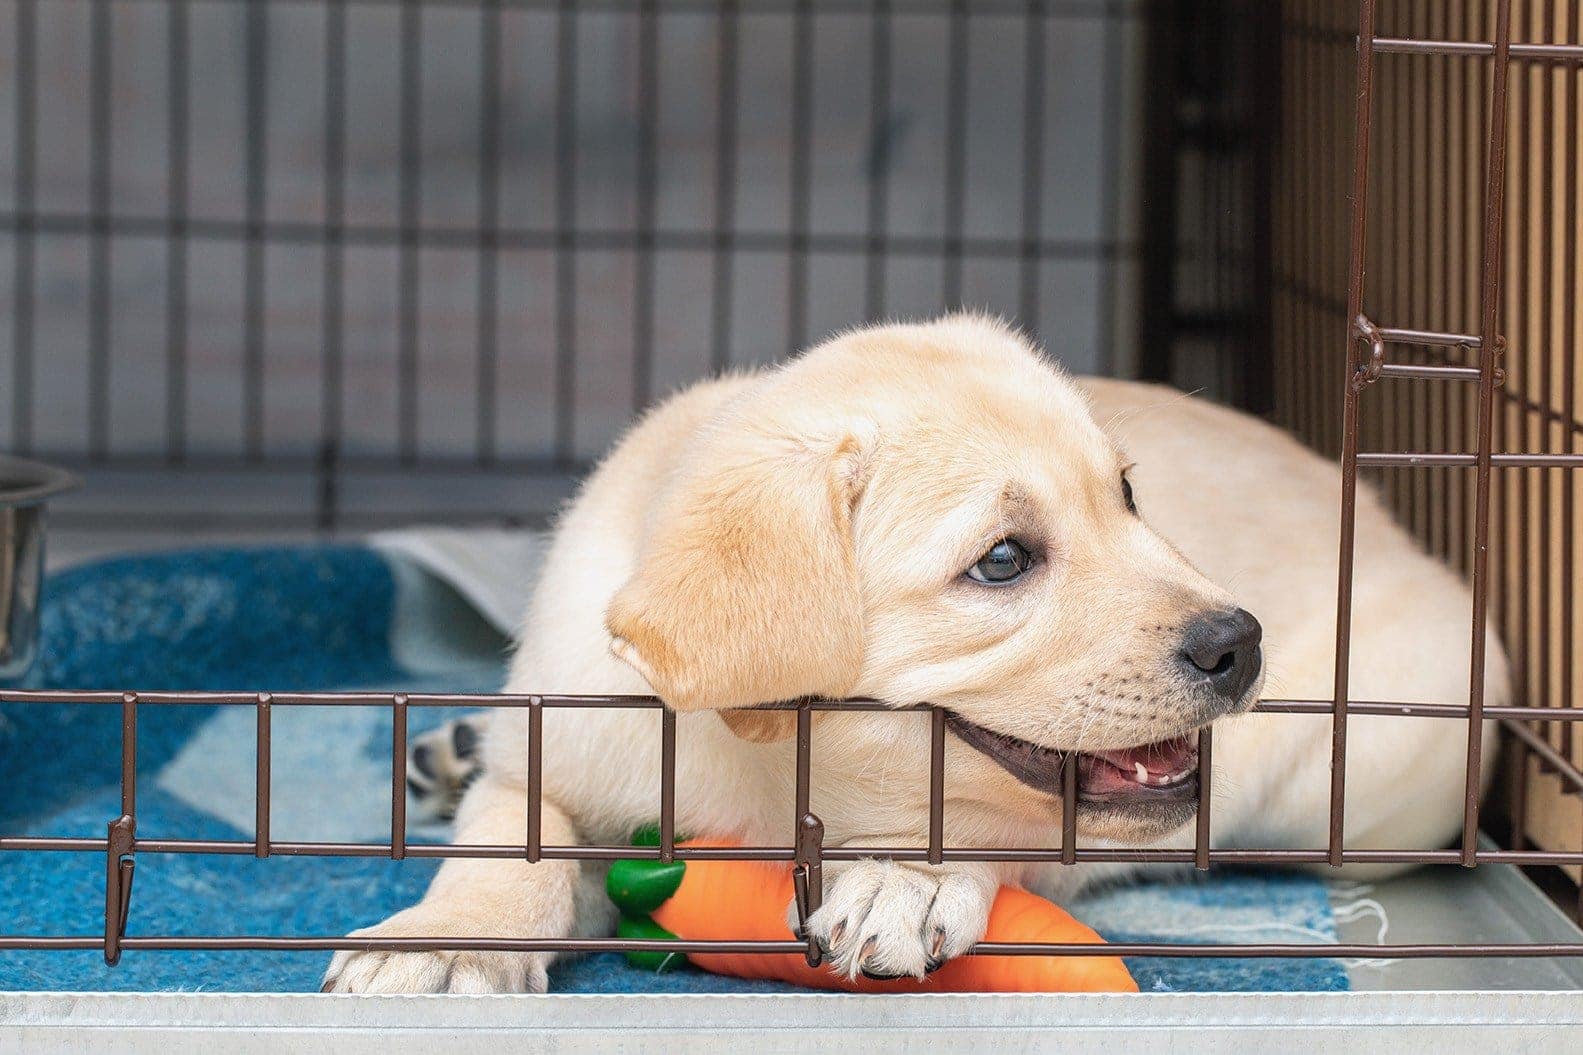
left=605, top=408, right=873, bottom=736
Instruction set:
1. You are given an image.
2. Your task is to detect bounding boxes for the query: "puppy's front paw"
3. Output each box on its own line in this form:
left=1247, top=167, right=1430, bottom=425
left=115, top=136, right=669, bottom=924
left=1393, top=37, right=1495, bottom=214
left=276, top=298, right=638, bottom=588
left=797, top=860, right=992, bottom=981
left=321, top=906, right=547, bottom=994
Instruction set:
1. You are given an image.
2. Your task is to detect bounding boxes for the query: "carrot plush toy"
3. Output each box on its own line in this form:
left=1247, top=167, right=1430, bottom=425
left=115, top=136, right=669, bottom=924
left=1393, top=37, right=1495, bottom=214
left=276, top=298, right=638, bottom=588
left=606, top=828, right=1137, bottom=993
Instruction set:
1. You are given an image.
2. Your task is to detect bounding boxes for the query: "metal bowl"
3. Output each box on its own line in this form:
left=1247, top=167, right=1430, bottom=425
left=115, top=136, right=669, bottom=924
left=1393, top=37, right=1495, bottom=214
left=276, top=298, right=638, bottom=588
left=0, top=456, right=80, bottom=681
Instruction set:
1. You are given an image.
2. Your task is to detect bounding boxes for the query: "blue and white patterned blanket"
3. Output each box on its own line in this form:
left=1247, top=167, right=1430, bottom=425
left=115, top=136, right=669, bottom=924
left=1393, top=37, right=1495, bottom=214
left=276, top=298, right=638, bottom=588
left=0, top=546, right=1347, bottom=992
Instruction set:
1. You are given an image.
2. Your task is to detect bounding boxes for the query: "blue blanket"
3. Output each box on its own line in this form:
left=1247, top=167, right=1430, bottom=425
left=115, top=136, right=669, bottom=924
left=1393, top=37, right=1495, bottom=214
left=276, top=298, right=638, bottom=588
left=0, top=547, right=1347, bottom=993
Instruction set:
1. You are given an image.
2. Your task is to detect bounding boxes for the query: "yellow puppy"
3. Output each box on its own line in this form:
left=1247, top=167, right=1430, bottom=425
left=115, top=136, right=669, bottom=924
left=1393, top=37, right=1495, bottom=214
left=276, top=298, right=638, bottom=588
left=325, top=315, right=1503, bottom=994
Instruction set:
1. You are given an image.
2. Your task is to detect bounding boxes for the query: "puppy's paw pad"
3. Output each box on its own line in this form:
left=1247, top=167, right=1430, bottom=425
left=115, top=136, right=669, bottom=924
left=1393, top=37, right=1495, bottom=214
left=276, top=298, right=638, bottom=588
left=798, top=860, right=990, bottom=981
left=406, top=717, right=486, bottom=822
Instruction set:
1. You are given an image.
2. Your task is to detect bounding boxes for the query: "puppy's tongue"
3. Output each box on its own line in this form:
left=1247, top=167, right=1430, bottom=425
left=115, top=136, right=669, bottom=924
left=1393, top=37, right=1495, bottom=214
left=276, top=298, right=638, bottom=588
left=1082, top=734, right=1198, bottom=793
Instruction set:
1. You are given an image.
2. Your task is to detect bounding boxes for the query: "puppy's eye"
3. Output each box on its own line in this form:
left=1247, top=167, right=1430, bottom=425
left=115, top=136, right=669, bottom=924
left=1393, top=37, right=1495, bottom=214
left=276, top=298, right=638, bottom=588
left=1121, top=474, right=1138, bottom=516
left=967, top=539, right=1034, bottom=585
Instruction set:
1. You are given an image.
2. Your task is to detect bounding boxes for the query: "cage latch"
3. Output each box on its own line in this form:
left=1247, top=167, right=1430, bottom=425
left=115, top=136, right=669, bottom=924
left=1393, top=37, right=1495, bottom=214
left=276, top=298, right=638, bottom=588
left=792, top=813, right=825, bottom=968
left=1455, top=332, right=1507, bottom=387
left=1353, top=313, right=1508, bottom=390
left=104, top=814, right=135, bottom=966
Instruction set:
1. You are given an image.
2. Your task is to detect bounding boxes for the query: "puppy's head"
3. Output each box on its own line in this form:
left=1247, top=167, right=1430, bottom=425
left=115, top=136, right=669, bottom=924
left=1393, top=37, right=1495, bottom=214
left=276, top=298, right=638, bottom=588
left=607, top=315, right=1262, bottom=842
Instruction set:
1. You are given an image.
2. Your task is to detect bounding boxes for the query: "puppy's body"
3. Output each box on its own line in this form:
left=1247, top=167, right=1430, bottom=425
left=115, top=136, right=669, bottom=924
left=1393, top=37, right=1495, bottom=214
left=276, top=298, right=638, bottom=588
left=325, top=318, right=1502, bottom=993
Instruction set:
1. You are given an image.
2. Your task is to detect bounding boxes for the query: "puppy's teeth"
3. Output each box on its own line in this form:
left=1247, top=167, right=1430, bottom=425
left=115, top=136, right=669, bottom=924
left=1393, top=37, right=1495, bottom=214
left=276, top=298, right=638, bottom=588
left=1134, top=762, right=1149, bottom=783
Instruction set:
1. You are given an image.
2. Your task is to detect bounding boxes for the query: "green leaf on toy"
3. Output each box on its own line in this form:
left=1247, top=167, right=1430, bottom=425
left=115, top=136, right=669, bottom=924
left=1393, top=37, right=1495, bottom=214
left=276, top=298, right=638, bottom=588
left=607, top=857, right=687, bottom=916
left=617, top=913, right=684, bottom=972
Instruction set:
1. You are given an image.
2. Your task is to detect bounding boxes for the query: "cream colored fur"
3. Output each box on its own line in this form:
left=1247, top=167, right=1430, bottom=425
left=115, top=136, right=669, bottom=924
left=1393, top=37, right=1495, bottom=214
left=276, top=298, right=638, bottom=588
left=324, top=315, right=1504, bottom=993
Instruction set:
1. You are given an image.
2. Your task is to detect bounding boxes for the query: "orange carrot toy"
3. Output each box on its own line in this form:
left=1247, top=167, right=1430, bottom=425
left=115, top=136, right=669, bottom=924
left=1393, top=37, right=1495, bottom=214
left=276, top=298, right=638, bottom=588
left=606, top=829, right=1136, bottom=993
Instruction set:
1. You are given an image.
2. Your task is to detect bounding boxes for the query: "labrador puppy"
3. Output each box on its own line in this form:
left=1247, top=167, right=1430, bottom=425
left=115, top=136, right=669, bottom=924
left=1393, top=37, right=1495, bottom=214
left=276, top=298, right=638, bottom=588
left=324, top=314, right=1504, bottom=993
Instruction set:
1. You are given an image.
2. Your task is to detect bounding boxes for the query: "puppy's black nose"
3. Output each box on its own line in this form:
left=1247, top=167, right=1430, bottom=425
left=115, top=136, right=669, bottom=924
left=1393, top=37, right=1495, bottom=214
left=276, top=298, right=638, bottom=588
left=1178, top=608, right=1263, bottom=701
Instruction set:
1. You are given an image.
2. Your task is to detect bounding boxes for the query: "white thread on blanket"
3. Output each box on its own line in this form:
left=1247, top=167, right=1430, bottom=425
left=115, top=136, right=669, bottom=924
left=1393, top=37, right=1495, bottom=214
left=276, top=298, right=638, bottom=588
left=1329, top=881, right=1396, bottom=969
left=1139, top=920, right=1337, bottom=942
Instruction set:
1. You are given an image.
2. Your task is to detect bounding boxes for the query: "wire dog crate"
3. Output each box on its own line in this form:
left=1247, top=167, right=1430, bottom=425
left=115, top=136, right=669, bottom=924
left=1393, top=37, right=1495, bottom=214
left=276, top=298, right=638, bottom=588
left=2, top=0, right=1583, bottom=1031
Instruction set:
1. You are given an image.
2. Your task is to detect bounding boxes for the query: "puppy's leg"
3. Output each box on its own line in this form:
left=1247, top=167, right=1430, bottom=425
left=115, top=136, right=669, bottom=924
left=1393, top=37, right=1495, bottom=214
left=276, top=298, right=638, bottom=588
left=795, top=849, right=998, bottom=981
left=322, top=777, right=579, bottom=994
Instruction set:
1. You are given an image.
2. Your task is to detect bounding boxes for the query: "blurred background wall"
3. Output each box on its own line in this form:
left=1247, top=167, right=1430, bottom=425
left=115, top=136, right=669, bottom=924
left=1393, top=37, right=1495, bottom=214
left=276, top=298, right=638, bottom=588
left=0, top=0, right=1148, bottom=522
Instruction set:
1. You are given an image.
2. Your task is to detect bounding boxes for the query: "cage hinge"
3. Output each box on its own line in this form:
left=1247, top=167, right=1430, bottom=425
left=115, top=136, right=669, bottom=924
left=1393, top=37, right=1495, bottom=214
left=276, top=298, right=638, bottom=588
left=104, top=814, right=136, bottom=966
left=1350, top=314, right=1386, bottom=390
left=792, top=813, right=825, bottom=968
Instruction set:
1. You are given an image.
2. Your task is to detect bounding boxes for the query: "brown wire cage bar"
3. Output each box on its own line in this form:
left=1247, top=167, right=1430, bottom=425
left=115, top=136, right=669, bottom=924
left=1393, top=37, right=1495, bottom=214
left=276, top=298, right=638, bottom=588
left=1, top=0, right=1582, bottom=992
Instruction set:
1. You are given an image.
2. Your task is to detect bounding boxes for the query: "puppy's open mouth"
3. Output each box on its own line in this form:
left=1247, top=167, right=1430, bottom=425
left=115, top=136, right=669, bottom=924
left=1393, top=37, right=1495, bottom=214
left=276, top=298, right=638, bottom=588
left=944, top=713, right=1199, bottom=807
